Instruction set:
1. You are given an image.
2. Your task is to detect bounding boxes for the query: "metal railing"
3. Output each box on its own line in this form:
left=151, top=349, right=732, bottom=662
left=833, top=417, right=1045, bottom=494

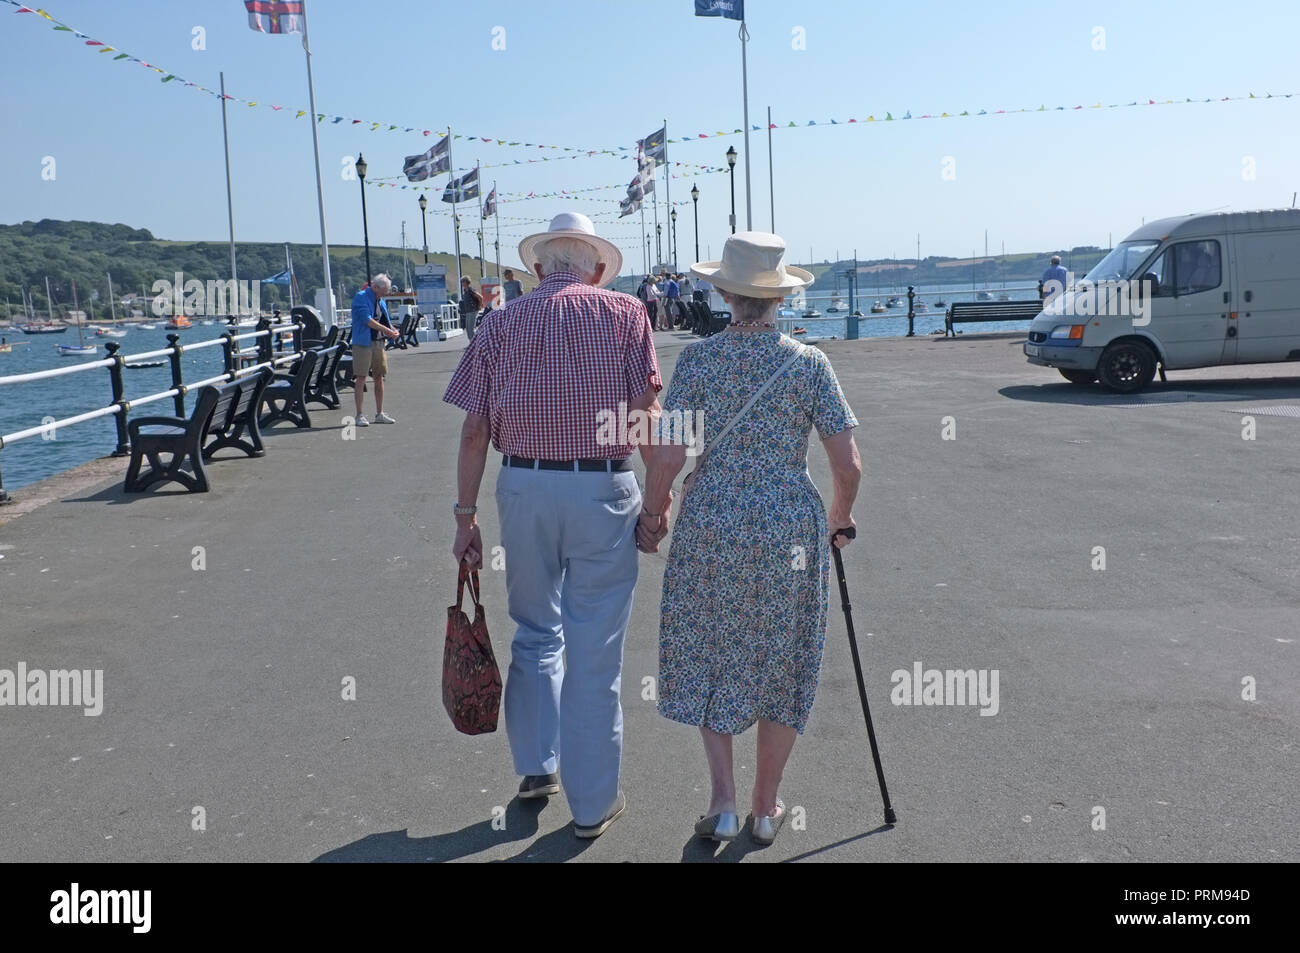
left=0, top=316, right=306, bottom=503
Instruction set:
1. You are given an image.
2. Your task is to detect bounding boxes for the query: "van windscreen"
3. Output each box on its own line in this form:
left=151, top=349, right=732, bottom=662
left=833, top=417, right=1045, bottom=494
left=1084, top=241, right=1161, bottom=283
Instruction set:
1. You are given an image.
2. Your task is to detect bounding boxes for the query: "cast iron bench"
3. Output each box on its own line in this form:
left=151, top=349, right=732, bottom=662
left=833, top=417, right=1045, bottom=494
left=124, top=383, right=226, bottom=493
left=945, top=300, right=1043, bottom=337
left=259, top=347, right=322, bottom=430
left=202, top=368, right=273, bottom=460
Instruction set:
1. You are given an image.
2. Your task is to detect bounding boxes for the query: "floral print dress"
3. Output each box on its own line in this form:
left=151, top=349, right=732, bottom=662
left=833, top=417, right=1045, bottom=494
left=657, top=331, right=858, bottom=734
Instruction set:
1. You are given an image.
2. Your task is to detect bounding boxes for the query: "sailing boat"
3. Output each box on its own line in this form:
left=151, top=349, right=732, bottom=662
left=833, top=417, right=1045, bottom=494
left=56, top=281, right=97, bottom=355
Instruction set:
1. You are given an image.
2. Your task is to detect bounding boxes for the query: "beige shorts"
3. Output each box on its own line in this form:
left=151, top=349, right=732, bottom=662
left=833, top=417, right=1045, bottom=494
left=351, top=342, right=388, bottom=379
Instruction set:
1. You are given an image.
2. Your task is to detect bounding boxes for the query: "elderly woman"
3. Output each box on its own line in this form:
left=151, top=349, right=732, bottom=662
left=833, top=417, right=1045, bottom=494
left=638, top=232, right=861, bottom=846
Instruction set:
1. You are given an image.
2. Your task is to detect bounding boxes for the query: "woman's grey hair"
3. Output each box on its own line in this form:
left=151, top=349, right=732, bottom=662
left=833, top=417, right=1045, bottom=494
left=371, top=273, right=393, bottom=293
left=725, top=292, right=780, bottom=324
left=536, top=237, right=599, bottom=279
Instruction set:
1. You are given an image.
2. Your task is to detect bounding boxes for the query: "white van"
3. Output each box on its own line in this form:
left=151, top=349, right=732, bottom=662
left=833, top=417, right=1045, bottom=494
left=1024, top=209, right=1300, bottom=392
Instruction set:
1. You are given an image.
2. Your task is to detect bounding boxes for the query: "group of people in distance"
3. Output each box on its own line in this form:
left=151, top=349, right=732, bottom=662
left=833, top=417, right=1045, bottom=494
left=637, top=269, right=711, bottom=331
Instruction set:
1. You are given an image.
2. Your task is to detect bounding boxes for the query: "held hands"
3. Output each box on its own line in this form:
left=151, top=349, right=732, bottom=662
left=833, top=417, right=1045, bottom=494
left=453, top=520, right=484, bottom=570
left=636, top=491, right=673, bottom=554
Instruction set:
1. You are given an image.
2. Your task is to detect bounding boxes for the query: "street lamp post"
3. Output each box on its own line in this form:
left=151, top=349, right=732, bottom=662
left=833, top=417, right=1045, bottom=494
left=418, top=193, right=428, bottom=264
left=726, top=146, right=737, bottom=235
left=690, top=183, right=700, bottom=263
left=670, top=208, right=678, bottom=272
left=356, top=153, right=372, bottom=281
left=477, top=229, right=484, bottom=280
left=655, top=223, right=662, bottom=270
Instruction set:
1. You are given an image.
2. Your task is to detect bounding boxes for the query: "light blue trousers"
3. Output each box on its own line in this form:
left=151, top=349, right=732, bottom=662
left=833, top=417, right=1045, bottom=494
left=495, top=464, right=641, bottom=826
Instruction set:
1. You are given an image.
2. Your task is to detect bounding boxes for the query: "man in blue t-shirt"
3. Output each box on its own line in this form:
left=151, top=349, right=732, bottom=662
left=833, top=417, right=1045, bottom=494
left=350, top=273, right=400, bottom=427
left=663, top=273, right=680, bottom=329
left=1041, top=256, right=1069, bottom=302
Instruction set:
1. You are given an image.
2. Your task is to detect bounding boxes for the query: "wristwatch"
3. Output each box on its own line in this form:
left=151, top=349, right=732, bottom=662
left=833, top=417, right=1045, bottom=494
left=453, top=503, right=477, bottom=517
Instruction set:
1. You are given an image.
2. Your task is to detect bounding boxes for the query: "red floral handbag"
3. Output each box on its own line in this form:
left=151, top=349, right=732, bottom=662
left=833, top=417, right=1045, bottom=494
left=443, top=564, right=502, bottom=734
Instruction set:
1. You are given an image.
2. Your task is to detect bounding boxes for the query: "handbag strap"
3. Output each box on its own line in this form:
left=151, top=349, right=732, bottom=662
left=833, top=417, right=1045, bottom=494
left=456, top=563, right=481, bottom=608
left=700, top=343, right=806, bottom=459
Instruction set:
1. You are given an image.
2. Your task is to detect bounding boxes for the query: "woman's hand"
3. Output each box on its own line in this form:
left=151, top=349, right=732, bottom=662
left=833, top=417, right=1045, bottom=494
left=830, top=515, right=856, bottom=549
left=635, top=507, right=671, bottom=553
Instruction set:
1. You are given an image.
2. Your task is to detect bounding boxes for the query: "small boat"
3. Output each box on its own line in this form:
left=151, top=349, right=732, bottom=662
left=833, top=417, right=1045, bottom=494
left=976, top=290, right=994, bottom=301
left=125, top=360, right=165, bottom=369
left=870, top=301, right=887, bottom=314
left=0, top=344, right=11, bottom=353
left=933, top=298, right=947, bottom=308
left=826, top=294, right=845, bottom=313
left=997, top=292, right=1011, bottom=301
left=886, top=296, right=905, bottom=309
left=20, top=323, right=67, bottom=334
left=165, top=315, right=194, bottom=330
left=791, top=327, right=808, bottom=336
left=135, top=322, right=157, bottom=330
left=94, top=327, right=128, bottom=337
left=56, top=281, right=97, bottom=355
left=802, top=309, right=821, bottom=319
left=914, top=301, right=929, bottom=311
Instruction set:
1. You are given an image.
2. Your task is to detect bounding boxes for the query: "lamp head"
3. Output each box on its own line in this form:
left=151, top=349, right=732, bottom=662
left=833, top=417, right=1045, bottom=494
left=726, top=146, right=737, bottom=168
left=355, top=154, right=367, bottom=179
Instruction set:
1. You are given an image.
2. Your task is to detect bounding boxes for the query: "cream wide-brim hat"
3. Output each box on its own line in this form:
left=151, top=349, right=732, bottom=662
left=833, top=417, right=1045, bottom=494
left=517, top=211, right=623, bottom=288
left=691, top=231, right=814, bottom=299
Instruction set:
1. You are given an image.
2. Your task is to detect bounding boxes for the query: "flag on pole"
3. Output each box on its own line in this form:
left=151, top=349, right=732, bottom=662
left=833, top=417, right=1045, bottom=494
left=403, top=137, right=451, bottom=181
left=619, top=195, right=641, bottom=218
left=483, top=188, right=497, bottom=217
left=640, top=126, right=667, bottom=163
left=260, top=269, right=292, bottom=285
left=244, top=0, right=305, bottom=34
left=694, top=0, right=744, bottom=19
left=441, top=167, right=480, bottom=203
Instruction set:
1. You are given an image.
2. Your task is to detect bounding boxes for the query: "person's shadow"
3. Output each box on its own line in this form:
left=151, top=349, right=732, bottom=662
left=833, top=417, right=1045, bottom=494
left=312, top=798, right=590, bottom=863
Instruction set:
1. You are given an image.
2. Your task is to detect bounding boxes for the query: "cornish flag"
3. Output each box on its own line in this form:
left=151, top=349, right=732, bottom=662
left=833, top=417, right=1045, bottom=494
left=403, top=137, right=451, bottom=181
left=619, top=195, right=641, bottom=218
left=640, top=127, right=667, bottom=164
left=244, top=0, right=304, bottom=34
left=483, top=189, right=497, bottom=217
left=694, top=0, right=743, bottom=19
left=441, top=167, right=480, bottom=203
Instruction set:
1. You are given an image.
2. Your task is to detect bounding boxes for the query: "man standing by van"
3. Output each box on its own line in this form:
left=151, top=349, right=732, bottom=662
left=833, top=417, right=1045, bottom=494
left=1041, top=255, right=1069, bottom=302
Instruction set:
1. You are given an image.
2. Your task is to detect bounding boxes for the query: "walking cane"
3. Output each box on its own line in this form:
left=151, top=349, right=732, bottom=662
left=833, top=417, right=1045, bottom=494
left=831, top=527, right=897, bottom=826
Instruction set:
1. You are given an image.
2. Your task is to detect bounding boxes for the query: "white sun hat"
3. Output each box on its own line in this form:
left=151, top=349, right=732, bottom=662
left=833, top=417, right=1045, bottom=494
left=517, top=212, right=623, bottom=288
left=691, top=231, right=814, bottom=298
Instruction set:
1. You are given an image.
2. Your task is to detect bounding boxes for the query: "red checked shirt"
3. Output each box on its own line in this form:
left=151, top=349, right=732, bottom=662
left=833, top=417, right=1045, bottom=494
left=443, top=271, right=662, bottom=459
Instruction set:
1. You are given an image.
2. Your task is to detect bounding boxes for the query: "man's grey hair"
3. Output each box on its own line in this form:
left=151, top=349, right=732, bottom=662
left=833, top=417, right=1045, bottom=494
left=536, top=237, right=599, bottom=279
left=1050, top=255, right=1061, bottom=266
left=724, top=291, right=780, bottom=324
left=371, top=273, right=393, bottom=293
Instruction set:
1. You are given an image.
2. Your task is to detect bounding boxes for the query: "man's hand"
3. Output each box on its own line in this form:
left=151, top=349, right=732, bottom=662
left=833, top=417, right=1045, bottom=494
left=385, top=326, right=400, bottom=339
left=453, top=519, right=483, bottom=569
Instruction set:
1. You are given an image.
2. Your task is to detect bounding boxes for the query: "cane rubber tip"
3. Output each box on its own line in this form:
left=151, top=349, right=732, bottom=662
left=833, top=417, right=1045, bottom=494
left=884, top=808, right=897, bottom=825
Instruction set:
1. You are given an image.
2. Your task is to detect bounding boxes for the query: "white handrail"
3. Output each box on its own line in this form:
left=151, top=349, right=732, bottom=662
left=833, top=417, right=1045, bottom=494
left=1, top=404, right=122, bottom=445
left=0, top=357, right=115, bottom=386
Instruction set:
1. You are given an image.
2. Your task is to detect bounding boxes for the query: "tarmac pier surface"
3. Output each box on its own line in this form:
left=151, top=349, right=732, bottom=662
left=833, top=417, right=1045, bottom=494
left=1, top=330, right=1296, bottom=862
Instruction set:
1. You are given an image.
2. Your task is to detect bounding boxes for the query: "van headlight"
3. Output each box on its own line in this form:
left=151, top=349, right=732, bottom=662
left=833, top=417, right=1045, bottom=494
left=1048, top=324, right=1085, bottom=345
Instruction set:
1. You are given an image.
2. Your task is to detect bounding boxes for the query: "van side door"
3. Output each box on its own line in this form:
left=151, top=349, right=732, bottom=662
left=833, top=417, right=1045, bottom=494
left=1139, top=238, right=1230, bottom=369
left=1229, top=229, right=1300, bottom=365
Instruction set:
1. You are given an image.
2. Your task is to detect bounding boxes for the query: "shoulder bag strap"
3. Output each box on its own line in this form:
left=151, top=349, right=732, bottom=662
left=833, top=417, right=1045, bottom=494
left=700, top=343, right=806, bottom=459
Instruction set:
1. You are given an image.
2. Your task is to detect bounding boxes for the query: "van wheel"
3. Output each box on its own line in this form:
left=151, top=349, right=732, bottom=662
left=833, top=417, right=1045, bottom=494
left=1058, top=369, right=1097, bottom=385
left=1097, top=341, right=1157, bottom=394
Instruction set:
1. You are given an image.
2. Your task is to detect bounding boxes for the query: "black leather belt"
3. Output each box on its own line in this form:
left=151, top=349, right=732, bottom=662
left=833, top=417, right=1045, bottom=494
left=503, top=455, right=632, bottom=472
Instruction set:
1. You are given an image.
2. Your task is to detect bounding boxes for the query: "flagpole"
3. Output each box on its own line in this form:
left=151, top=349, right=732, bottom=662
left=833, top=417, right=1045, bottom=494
left=299, top=1, right=333, bottom=322
left=219, top=72, right=239, bottom=302
left=740, top=19, right=753, bottom=230
left=652, top=173, right=660, bottom=269
left=663, top=118, right=673, bottom=271
left=476, top=159, right=485, bottom=281
left=447, top=127, right=462, bottom=295
left=767, top=104, right=775, bottom=231
left=286, top=243, right=294, bottom=309
left=493, top=179, right=502, bottom=282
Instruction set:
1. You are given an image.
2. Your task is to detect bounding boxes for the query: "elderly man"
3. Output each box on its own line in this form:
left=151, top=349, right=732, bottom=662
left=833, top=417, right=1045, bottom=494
left=350, top=273, right=400, bottom=427
left=1041, top=255, right=1069, bottom=302
left=444, top=212, right=662, bottom=839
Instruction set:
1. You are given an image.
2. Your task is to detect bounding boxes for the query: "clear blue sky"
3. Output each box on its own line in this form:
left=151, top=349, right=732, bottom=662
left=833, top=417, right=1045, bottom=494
left=2, top=0, right=1298, bottom=277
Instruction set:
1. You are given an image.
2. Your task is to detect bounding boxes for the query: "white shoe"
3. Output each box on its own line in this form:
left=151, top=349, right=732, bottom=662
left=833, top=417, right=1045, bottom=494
left=356, top=415, right=370, bottom=427
left=374, top=412, right=396, bottom=424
